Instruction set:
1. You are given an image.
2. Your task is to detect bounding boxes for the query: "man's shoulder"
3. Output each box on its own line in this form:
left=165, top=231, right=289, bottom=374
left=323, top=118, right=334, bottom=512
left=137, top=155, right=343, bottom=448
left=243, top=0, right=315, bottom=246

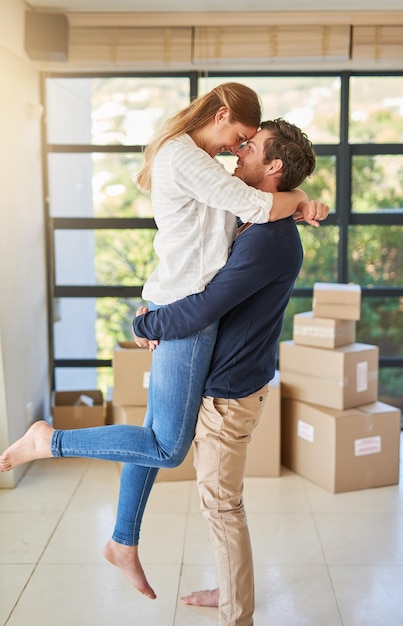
left=244, top=216, right=297, bottom=237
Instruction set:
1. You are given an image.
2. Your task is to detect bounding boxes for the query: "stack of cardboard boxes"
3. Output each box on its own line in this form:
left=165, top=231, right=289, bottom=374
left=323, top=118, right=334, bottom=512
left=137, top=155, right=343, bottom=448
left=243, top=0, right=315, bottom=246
left=280, top=282, right=401, bottom=493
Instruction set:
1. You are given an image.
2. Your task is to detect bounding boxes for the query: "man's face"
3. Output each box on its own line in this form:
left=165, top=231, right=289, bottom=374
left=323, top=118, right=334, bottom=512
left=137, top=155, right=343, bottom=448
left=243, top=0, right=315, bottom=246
left=233, top=129, right=272, bottom=187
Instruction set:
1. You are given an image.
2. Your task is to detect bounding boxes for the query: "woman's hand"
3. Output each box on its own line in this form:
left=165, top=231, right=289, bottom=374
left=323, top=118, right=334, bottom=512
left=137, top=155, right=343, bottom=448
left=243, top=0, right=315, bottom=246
left=132, top=306, right=160, bottom=351
left=294, top=200, right=330, bottom=227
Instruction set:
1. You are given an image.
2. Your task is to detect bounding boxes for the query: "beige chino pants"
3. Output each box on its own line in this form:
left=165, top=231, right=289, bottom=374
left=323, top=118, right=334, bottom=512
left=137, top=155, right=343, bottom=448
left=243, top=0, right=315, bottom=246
left=193, top=386, right=269, bottom=626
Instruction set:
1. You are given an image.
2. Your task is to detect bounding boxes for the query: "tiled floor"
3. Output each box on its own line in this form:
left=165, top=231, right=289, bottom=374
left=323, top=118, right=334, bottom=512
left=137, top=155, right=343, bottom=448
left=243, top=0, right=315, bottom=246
left=1, top=436, right=403, bottom=626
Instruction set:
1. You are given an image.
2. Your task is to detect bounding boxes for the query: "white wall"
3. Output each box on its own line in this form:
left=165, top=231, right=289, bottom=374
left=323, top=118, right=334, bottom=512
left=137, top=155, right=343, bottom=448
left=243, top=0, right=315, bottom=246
left=0, top=0, right=50, bottom=487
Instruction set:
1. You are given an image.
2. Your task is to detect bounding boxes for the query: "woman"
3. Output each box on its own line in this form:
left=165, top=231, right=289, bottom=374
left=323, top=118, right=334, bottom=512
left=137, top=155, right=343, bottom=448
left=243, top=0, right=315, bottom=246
left=0, top=83, right=323, bottom=599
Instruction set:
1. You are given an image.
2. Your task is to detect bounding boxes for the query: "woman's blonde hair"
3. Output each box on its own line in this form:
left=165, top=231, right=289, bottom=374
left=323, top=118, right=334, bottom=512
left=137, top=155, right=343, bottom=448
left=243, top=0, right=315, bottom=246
left=136, top=82, right=262, bottom=191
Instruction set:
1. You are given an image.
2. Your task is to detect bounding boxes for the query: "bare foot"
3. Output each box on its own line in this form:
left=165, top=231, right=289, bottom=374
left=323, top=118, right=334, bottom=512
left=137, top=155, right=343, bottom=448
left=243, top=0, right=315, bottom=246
left=103, top=539, right=156, bottom=599
left=181, top=588, right=219, bottom=607
left=0, top=421, right=54, bottom=472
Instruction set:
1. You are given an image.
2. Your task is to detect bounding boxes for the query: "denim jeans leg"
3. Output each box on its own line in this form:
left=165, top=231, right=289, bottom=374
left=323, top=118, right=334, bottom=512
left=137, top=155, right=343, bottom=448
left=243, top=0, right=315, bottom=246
left=111, top=324, right=218, bottom=545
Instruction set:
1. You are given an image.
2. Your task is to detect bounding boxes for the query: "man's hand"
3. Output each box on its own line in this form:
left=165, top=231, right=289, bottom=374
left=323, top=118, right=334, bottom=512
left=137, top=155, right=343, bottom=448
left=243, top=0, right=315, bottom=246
left=132, top=306, right=159, bottom=352
left=294, top=200, right=330, bottom=227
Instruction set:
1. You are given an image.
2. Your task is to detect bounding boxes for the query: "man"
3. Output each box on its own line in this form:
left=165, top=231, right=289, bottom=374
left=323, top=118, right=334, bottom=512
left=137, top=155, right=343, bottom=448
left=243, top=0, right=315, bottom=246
left=133, top=119, right=324, bottom=626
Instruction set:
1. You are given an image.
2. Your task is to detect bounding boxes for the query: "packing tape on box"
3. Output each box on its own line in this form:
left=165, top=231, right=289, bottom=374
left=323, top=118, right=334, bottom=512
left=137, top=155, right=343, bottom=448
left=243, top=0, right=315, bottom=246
left=294, top=327, right=339, bottom=339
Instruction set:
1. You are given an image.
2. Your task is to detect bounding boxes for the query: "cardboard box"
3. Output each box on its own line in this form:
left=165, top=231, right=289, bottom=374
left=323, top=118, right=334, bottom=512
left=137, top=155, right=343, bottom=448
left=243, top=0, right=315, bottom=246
left=52, top=390, right=105, bottom=429
left=245, top=371, right=281, bottom=477
left=313, top=282, right=361, bottom=321
left=280, top=341, right=378, bottom=410
left=112, top=342, right=152, bottom=406
left=293, top=311, right=356, bottom=349
left=281, top=397, right=401, bottom=493
left=112, top=404, right=146, bottom=426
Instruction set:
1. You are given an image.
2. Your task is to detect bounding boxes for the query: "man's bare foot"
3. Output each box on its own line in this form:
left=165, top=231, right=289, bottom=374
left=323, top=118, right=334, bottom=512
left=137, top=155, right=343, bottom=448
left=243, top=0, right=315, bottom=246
left=0, top=421, right=54, bottom=472
left=103, top=539, right=156, bottom=599
left=181, top=588, right=219, bottom=607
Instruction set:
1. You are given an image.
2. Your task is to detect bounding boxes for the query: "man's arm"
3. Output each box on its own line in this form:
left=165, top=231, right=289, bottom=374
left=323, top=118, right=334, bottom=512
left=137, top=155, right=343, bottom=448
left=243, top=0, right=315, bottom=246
left=134, top=226, right=280, bottom=342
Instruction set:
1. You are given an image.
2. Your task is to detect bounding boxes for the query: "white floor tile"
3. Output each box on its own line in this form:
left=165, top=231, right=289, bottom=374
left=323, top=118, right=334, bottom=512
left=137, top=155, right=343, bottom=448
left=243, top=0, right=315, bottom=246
left=0, top=511, right=61, bottom=563
left=329, top=564, right=403, bottom=626
left=244, top=470, right=312, bottom=513
left=315, top=511, right=403, bottom=565
left=253, top=564, right=342, bottom=626
left=6, top=563, right=180, bottom=626
left=0, top=564, right=35, bottom=625
left=249, top=512, right=325, bottom=565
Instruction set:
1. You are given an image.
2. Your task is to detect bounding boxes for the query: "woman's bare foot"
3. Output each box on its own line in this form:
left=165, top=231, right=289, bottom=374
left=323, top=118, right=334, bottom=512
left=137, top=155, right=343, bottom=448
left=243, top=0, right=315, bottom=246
left=181, top=588, right=219, bottom=607
left=0, top=421, right=54, bottom=472
left=103, top=539, right=156, bottom=599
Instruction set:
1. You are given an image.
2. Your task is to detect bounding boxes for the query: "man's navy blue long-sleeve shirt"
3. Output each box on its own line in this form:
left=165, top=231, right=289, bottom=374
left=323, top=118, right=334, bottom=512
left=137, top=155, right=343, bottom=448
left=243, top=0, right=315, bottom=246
left=133, top=216, right=303, bottom=399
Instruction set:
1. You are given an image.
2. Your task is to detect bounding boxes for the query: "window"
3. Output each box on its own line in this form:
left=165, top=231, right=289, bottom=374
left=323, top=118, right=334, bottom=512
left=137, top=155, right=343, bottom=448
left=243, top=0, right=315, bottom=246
left=44, top=71, right=403, bottom=411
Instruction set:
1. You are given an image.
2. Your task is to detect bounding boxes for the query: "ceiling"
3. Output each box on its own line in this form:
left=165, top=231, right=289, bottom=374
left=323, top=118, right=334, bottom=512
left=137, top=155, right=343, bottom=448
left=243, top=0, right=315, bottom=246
left=25, top=0, right=403, bottom=12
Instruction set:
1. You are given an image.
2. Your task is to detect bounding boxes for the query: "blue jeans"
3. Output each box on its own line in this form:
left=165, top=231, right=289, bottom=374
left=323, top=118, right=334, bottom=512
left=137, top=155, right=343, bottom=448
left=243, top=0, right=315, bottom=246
left=51, top=319, right=218, bottom=546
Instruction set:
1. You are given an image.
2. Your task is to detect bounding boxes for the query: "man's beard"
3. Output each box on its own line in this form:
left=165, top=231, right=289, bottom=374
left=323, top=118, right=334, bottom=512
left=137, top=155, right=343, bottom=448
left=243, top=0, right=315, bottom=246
left=235, top=164, right=265, bottom=188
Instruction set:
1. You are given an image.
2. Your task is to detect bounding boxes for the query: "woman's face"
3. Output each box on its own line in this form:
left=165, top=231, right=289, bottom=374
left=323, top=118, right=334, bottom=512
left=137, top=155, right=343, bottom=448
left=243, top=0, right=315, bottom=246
left=205, top=108, right=257, bottom=157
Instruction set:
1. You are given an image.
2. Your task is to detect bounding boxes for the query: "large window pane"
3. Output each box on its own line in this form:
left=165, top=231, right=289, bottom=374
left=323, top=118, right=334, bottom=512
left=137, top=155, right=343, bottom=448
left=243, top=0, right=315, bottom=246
left=296, top=225, right=339, bottom=286
left=378, top=368, right=403, bottom=415
left=349, top=226, right=403, bottom=286
left=349, top=76, right=403, bottom=143
left=47, top=77, right=190, bottom=145
left=357, top=297, right=403, bottom=358
left=54, top=229, right=157, bottom=286
left=300, top=155, right=336, bottom=213
left=55, top=367, right=99, bottom=392
left=54, top=298, right=97, bottom=359
left=199, top=76, right=341, bottom=143
left=352, top=155, right=403, bottom=213
left=48, top=153, right=150, bottom=218
left=54, top=297, right=143, bottom=360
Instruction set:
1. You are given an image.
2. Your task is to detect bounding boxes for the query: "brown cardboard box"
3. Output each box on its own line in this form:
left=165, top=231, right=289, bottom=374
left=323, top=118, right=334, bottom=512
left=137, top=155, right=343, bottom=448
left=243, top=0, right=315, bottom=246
left=313, top=282, right=361, bottom=320
left=245, top=371, right=281, bottom=477
left=112, top=342, right=152, bottom=406
left=280, top=341, right=378, bottom=410
left=105, top=387, right=113, bottom=425
left=281, top=397, right=401, bottom=493
left=293, top=311, right=356, bottom=349
left=112, top=404, right=146, bottom=426
left=52, top=390, right=105, bottom=429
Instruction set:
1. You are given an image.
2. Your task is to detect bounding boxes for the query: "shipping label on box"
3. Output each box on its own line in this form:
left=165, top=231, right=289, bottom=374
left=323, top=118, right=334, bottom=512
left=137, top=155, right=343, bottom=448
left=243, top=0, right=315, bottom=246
left=293, top=311, right=356, bottom=349
left=354, top=436, right=382, bottom=456
left=281, top=398, right=401, bottom=493
left=112, top=341, right=152, bottom=406
left=279, top=341, right=378, bottom=410
left=313, top=282, right=361, bottom=321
